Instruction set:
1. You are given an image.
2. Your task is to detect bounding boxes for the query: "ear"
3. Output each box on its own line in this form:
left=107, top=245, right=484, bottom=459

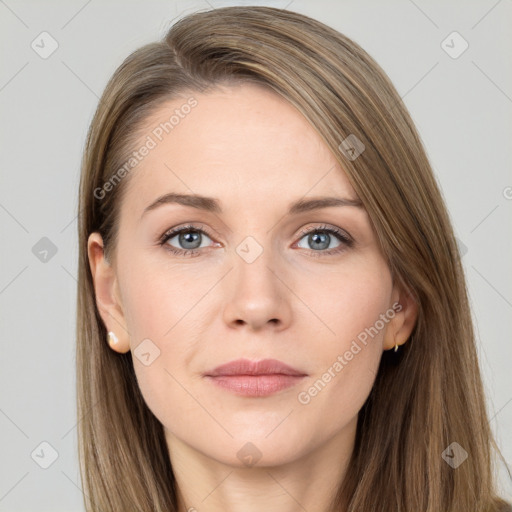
left=87, top=232, right=130, bottom=354
left=383, top=280, right=419, bottom=351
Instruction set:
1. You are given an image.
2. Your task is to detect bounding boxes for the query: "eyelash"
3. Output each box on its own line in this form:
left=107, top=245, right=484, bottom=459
left=158, top=223, right=353, bottom=258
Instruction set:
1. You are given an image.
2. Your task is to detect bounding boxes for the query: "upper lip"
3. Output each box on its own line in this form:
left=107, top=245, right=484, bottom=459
left=205, top=358, right=307, bottom=377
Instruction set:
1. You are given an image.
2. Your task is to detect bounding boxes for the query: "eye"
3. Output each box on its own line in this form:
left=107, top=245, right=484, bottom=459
left=295, top=224, right=353, bottom=257
left=159, top=224, right=216, bottom=257
left=158, top=223, right=353, bottom=258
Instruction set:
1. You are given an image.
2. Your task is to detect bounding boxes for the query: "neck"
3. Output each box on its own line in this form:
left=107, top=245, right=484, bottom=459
left=167, top=417, right=356, bottom=512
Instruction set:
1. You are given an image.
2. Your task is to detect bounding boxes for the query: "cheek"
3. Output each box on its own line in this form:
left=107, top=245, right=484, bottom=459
left=297, top=255, right=393, bottom=353
left=116, top=250, right=189, bottom=342
left=115, top=252, right=207, bottom=424
left=293, top=257, right=392, bottom=416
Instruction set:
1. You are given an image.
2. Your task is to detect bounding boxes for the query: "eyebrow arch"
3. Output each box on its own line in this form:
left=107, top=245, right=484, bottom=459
left=140, top=192, right=363, bottom=219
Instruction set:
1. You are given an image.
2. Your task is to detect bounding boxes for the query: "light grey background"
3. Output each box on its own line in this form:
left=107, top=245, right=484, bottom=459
left=1, top=0, right=511, bottom=510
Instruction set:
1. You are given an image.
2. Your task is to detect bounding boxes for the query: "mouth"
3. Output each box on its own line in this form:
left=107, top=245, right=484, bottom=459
left=203, top=358, right=307, bottom=397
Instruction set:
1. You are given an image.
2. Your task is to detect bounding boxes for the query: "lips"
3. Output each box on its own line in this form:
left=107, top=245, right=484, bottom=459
left=204, top=358, right=307, bottom=397
left=204, top=358, right=307, bottom=377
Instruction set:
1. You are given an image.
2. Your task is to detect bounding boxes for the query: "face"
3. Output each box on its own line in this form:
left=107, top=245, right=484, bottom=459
left=89, top=82, right=414, bottom=468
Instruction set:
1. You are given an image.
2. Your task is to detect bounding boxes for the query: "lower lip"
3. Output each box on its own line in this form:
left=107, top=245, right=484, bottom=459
left=205, top=374, right=306, bottom=397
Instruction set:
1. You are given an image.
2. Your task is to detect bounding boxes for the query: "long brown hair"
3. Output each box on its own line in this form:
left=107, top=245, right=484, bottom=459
left=76, top=6, right=511, bottom=511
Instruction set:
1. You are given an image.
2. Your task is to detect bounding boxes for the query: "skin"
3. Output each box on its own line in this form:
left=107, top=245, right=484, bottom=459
left=88, top=82, right=417, bottom=512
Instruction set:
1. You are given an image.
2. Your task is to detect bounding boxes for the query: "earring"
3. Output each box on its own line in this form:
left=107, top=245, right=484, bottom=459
left=394, top=336, right=412, bottom=352
left=108, top=331, right=119, bottom=347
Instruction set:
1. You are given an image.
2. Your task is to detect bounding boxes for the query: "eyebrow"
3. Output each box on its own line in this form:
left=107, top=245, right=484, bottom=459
left=140, top=192, right=363, bottom=219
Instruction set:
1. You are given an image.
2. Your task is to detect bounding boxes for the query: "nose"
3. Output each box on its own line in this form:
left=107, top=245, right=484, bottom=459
left=222, top=245, right=292, bottom=332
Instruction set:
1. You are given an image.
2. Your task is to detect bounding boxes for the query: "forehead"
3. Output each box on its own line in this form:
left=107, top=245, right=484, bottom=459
left=121, top=82, right=358, bottom=218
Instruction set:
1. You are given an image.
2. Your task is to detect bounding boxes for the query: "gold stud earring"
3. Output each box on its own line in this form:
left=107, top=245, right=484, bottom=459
left=394, top=344, right=399, bottom=352
left=108, top=331, right=119, bottom=347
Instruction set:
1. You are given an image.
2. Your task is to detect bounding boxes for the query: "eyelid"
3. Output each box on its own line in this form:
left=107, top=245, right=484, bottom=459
left=158, top=223, right=215, bottom=244
left=295, top=223, right=353, bottom=243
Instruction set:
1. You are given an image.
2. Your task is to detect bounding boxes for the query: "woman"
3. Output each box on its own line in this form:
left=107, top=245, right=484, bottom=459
left=76, top=5, right=511, bottom=511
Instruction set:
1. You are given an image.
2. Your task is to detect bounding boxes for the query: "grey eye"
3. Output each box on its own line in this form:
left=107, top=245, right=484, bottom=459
left=297, top=230, right=342, bottom=251
left=166, top=230, right=213, bottom=250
